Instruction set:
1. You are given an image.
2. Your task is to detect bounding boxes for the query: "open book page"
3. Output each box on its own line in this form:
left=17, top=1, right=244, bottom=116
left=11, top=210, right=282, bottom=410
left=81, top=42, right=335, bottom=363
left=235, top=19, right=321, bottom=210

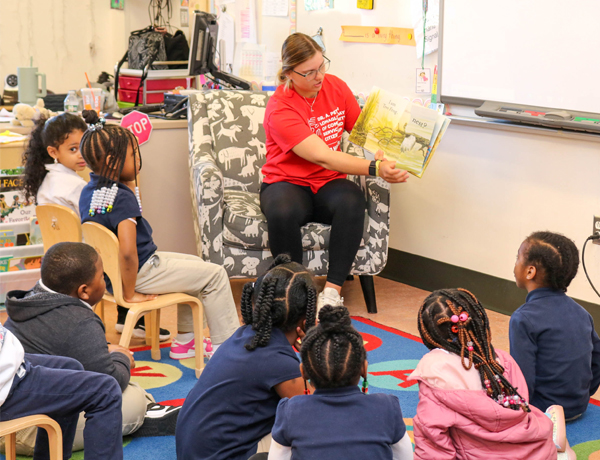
left=349, top=86, right=448, bottom=177
left=421, top=115, right=451, bottom=176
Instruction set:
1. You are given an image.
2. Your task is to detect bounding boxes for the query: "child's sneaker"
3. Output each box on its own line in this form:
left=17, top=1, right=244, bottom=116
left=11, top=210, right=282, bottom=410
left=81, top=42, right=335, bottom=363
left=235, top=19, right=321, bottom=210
left=317, top=287, right=344, bottom=313
left=115, top=316, right=171, bottom=342
left=131, top=402, right=181, bottom=438
left=169, top=338, right=214, bottom=360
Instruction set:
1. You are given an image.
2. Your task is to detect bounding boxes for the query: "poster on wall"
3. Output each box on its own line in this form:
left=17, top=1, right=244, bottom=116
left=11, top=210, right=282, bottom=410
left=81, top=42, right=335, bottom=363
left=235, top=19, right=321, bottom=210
left=411, top=0, right=439, bottom=57
left=110, top=0, right=124, bottom=9
left=305, top=0, right=333, bottom=11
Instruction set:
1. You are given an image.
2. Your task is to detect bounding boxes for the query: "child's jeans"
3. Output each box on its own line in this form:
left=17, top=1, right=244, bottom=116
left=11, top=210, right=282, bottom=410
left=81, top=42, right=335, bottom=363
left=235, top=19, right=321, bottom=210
left=135, top=251, right=240, bottom=344
left=0, top=354, right=123, bottom=460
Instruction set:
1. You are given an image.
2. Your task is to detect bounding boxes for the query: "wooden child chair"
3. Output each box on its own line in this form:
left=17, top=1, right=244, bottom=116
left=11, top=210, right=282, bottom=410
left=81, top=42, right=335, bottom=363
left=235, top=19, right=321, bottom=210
left=35, top=204, right=110, bottom=322
left=82, top=222, right=206, bottom=377
left=0, top=415, right=62, bottom=460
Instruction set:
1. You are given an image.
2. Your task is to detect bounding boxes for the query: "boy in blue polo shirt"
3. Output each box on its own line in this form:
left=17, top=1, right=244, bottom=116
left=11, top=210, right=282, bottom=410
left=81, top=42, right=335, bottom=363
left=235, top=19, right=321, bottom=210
left=510, top=231, right=600, bottom=420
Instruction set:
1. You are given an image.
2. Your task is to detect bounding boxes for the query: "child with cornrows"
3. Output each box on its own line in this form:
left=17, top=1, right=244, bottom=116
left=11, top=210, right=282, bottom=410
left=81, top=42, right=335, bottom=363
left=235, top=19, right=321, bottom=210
left=411, top=288, right=557, bottom=460
left=176, top=255, right=316, bottom=460
left=22, top=113, right=88, bottom=217
left=78, top=111, right=239, bottom=360
left=269, top=305, right=413, bottom=460
left=511, top=231, right=600, bottom=420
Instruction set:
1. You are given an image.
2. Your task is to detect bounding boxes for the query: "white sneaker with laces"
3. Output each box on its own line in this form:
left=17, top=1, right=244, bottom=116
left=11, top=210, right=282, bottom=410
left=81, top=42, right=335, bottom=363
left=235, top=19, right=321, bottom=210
left=317, top=287, right=344, bottom=313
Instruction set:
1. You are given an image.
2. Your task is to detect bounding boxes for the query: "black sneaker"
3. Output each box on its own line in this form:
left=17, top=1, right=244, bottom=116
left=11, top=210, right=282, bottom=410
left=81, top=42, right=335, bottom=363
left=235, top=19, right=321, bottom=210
left=131, top=403, right=181, bottom=438
left=115, top=307, right=171, bottom=342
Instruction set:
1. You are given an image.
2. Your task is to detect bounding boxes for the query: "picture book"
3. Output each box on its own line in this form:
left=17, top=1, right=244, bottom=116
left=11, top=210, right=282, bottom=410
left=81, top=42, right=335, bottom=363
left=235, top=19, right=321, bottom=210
left=349, top=86, right=450, bottom=178
left=1, top=171, right=36, bottom=224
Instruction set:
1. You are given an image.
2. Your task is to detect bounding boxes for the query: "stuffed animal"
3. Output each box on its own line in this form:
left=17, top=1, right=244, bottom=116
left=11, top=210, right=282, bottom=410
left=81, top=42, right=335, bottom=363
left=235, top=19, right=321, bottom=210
left=11, top=99, right=55, bottom=127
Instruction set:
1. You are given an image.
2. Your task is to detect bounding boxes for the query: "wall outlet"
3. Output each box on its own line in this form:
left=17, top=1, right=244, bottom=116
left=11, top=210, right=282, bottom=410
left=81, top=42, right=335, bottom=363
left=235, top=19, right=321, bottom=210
left=594, top=216, right=600, bottom=244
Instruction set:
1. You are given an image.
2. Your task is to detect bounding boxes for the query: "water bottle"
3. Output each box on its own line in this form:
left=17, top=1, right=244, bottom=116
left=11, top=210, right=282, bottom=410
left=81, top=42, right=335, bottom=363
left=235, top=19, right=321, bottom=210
left=64, top=90, right=79, bottom=113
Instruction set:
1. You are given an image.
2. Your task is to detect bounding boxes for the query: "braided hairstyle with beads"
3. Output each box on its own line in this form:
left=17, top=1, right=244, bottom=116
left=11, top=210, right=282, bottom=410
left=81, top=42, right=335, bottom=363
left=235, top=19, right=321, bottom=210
left=418, top=288, right=530, bottom=412
left=524, top=231, right=579, bottom=292
left=301, top=305, right=366, bottom=389
left=240, top=254, right=317, bottom=351
left=79, top=110, right=140, bottom=191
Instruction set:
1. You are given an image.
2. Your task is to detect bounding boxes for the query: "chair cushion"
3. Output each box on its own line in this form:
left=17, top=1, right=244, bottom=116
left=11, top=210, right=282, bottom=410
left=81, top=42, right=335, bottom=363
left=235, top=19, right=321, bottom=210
left=222, top=190, right=332, bottom=251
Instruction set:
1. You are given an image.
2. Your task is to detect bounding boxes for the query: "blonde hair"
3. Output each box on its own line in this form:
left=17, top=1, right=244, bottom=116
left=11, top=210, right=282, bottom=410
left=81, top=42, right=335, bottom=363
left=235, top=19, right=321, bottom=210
left=277, top=33, right=323, bottom=90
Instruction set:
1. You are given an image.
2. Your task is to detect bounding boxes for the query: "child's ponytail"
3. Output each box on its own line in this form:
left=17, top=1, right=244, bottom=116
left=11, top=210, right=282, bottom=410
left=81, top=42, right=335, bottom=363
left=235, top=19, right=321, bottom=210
left=22, top=118, right=52, bottom=200
left=241, top=254, right=317, bottom=351
left=22, top=113, right=88, bottom=201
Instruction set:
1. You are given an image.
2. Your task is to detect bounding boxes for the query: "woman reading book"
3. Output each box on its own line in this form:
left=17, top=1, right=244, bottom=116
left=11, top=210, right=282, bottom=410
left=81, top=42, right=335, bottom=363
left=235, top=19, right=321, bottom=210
left=261, top=32, right=409, bottom=310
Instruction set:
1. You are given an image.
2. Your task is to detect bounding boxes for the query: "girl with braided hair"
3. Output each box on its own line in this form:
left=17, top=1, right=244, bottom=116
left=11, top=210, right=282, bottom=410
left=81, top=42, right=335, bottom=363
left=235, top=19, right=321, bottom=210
left=510, top=231, right=600, bottom=420
left=268, top=305, right=413, bottom=460
left=79, top=109, right=239, bottom=356
left=176, top=255, right=317, bottom=460
left=410, top=288, right=557, bottom=460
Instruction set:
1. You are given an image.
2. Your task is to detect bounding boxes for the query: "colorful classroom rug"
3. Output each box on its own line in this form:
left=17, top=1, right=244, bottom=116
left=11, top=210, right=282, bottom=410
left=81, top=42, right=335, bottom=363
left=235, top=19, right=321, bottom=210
left=5, top=317, right=600, bottom=459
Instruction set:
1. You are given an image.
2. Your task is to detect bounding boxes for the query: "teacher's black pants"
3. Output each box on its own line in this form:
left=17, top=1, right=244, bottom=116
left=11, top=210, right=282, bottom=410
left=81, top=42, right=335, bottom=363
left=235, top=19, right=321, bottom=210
left=260, top=179, right=366, bottom=287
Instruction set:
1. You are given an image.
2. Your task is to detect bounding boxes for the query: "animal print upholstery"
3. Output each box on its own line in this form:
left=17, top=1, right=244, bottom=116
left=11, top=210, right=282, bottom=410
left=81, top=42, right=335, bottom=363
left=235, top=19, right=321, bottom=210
left=188, top=90, right=390, bottom=278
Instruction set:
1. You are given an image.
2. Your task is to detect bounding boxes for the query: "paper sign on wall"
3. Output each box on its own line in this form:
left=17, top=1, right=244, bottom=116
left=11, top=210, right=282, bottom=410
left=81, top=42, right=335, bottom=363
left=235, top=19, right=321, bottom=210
left=340, top=26, right=416, bottom=46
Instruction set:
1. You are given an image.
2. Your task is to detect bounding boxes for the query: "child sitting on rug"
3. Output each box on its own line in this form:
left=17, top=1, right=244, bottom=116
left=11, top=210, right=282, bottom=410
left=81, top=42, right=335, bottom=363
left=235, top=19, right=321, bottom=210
left=410, top=288, right=559, bottom=460
left=78, top=111, right=240, bottom=359
left=176, top=255, right=316, bottom=460
left=268, top=305, right=413, bottom=460
left=510, top=231, right=600, bottom=420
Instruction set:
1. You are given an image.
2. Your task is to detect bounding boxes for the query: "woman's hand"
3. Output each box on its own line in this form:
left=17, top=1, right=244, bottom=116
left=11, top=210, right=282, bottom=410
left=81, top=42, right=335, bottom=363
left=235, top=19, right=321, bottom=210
left=124, top=292, right=158, bottom=303
left=375, top=150, right=409, bottom=184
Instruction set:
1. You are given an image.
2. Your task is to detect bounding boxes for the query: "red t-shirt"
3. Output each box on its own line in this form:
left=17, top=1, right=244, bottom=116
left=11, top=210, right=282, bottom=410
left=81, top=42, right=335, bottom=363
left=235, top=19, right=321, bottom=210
left=262, top=74, right=361, bottom=193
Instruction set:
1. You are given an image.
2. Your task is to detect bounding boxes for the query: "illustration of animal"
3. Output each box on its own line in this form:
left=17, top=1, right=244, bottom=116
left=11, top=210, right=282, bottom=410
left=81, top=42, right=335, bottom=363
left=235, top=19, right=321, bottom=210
left=240, top=155, right=258, bottom=177
left=217, top=147, right=249, bottom=169
left=217, top=124, right=242, bottom=142
left=248, top=137, right=266, bottom=158
left=242, top=220, right=260, bottom=238
left=240, top=105, right=267, bottom=135
left=241, top=256, right=260, bottom=276
left=250, top=94, right=267, bottom=106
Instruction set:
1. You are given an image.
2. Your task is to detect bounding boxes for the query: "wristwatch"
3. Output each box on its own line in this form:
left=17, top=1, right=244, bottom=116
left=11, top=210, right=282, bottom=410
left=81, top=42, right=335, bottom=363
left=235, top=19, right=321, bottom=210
left=369, top=160, right=377, bottom=177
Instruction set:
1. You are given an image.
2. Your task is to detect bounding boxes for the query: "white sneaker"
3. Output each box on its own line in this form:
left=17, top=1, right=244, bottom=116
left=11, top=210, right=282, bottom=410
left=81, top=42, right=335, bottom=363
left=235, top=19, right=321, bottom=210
left=317, top=287, right=344, bottom=313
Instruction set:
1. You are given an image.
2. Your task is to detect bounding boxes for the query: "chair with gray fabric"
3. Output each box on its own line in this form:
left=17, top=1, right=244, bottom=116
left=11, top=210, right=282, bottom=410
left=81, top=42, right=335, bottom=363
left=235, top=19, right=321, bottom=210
left=187, top=90, right=391, bottom=313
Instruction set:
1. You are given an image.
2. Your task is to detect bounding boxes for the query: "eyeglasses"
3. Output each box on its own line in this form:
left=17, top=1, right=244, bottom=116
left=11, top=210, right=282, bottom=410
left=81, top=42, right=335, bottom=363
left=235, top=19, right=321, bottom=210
left=292, top=57, right=331, bottom=81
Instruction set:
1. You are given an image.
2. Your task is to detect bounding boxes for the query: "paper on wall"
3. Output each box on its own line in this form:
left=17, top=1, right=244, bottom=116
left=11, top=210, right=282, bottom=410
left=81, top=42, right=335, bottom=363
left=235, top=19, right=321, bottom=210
left=411, top=0, right=439, bottom=58
left=235, top=0, right=258, bottom=44
left=217, top=11, right=236, bottom=73
left=262, top=0, right=288, bottom=16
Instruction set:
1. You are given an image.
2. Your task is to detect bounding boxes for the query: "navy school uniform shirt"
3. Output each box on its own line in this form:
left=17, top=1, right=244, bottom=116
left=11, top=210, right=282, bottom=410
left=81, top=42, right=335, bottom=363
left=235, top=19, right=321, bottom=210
left=272, top=386, right=406, bottom=460
left=509, top=287, right=600, bottom=418
left=175, top=325, right=302, bottom=460
left=80, top=174, right=157, bottom=289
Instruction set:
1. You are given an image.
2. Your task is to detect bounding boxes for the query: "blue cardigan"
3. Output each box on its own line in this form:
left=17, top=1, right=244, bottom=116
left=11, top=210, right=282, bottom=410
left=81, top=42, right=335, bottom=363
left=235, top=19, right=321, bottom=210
left=509, top=287, right=600, bottom=418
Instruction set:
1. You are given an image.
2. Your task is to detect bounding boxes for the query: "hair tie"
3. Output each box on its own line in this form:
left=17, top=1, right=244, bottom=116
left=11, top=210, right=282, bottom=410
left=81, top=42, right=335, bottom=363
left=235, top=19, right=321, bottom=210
left=88, top=117, right=106, bottom=132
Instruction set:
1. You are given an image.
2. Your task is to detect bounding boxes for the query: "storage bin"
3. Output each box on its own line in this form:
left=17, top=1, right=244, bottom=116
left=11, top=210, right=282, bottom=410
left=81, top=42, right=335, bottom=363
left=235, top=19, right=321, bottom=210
left=0, top=268, right=41, bottom=304
left=118, top=89, right=165, bottom=104
left=118, top=76, right=193, bottom=91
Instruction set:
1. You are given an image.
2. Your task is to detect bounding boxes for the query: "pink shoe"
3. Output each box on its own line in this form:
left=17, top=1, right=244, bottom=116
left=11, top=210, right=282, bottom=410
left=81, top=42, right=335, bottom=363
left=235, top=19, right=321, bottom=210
left=169, top=338, right=214, bottom=360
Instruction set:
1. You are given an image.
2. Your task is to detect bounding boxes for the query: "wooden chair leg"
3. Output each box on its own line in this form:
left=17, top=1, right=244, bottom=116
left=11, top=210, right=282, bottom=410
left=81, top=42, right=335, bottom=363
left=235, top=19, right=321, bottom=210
left=38, top=421, right=63, bottom=460
left=191, top=302, right=204, bottom=378
left=359, top=275, right=378, bottom=314
left=119, top=310, right=143, bottom=349
left=149, top=310, right=161, bottom=360
left=5, top=432, right=16, bottom=460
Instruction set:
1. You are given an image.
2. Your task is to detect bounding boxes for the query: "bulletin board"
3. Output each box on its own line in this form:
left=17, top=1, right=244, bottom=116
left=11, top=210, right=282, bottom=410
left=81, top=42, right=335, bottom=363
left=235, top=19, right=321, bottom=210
left=438, top=0, right=600, bottom=115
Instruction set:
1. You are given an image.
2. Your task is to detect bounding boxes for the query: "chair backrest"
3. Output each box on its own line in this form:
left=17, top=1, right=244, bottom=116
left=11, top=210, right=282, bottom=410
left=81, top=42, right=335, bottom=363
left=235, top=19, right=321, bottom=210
left=81, top=222, right=124, bottom=303
left=35, top=204, right=82, bottom=252
left=190, top=90, right=270, bottom=193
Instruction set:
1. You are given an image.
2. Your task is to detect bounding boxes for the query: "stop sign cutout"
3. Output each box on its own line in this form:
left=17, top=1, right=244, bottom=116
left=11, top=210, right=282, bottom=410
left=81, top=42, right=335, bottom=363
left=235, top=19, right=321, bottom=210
left=121, top=111, right=153, bottom=145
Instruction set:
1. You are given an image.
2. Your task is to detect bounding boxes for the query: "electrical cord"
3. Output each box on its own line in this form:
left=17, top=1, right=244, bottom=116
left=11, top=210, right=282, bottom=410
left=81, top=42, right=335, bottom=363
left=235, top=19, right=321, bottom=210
left=582, top=234, right=600, bottom=298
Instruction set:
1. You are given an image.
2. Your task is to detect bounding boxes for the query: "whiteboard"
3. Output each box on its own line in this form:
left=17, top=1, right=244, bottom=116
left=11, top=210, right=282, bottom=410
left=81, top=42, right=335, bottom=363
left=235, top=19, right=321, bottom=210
left=439, top=0, right=600, bottom=114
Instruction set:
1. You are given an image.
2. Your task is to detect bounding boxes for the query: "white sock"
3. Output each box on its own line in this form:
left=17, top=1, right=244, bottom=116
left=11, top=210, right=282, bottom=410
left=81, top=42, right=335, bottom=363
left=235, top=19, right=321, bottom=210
left=212, top=343, right=221, bottom=352
left=176, top=332, right=194, bottom=343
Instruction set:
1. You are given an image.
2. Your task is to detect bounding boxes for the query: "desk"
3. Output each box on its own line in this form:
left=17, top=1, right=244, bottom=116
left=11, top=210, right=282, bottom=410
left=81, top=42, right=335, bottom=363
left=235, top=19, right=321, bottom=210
left=0, top=118, right=197, bottom=256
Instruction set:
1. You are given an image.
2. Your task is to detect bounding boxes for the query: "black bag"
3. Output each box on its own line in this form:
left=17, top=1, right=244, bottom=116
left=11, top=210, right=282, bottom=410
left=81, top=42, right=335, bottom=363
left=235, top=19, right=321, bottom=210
left=128, top=26, right=168, bottom=70
left=163, top=30, right=190, bottom=69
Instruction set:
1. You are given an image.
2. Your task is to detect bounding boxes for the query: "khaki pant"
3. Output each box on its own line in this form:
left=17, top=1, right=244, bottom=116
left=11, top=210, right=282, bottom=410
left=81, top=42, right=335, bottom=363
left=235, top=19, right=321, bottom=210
left=1, top=382, right=149, bottom=455
left=136, top=252, right=240, bottom=344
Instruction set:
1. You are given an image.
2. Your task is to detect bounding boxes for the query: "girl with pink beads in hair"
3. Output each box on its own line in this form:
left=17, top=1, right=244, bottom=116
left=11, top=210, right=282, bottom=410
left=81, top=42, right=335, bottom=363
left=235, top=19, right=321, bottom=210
left=409, top=288, right=575, bottom=460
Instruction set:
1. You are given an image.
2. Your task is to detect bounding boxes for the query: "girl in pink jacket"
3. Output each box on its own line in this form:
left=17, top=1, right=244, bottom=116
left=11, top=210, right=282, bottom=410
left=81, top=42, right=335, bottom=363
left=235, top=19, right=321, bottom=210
left=410, top=288, right=557, bottom=460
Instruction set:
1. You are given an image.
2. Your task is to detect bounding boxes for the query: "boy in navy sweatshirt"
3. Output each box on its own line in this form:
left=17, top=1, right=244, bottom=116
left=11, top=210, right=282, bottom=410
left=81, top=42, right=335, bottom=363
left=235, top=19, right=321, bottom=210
left=510, top=231, right=600, bottom=420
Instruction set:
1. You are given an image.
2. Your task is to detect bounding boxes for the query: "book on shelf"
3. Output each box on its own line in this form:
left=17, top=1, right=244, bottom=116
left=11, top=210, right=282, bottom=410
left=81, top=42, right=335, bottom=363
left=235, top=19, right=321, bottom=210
left=349, top=86, right=450, bottom=178
left=1, top=169, right=36, bottom=224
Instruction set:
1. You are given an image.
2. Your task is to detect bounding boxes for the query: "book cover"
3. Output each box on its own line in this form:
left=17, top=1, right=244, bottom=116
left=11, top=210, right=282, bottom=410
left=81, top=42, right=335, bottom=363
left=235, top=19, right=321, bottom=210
left=349, top=86, right=450, bottom=177
left=0, top=173, right=36, bottom=224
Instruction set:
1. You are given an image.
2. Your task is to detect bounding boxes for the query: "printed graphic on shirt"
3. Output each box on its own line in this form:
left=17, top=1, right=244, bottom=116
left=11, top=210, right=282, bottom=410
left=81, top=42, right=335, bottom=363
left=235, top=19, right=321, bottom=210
left=309, top=107, right=346, bottom=150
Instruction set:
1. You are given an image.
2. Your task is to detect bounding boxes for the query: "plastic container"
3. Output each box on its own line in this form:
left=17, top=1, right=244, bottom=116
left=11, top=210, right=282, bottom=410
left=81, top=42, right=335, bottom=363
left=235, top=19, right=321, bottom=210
left=0, top=268, right=41, bottom=304
left=118, top=89, right=164, bottom=104
left=64, top=90, right=79, bottom=112
left=118, top=76, right=193, bottom=91
left=81, top=88, right=103, bottom=112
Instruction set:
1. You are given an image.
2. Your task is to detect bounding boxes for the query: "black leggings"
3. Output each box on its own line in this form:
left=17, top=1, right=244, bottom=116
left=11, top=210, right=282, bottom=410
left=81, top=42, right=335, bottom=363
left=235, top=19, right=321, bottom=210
left=260, top=179, right=366, bottom=287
